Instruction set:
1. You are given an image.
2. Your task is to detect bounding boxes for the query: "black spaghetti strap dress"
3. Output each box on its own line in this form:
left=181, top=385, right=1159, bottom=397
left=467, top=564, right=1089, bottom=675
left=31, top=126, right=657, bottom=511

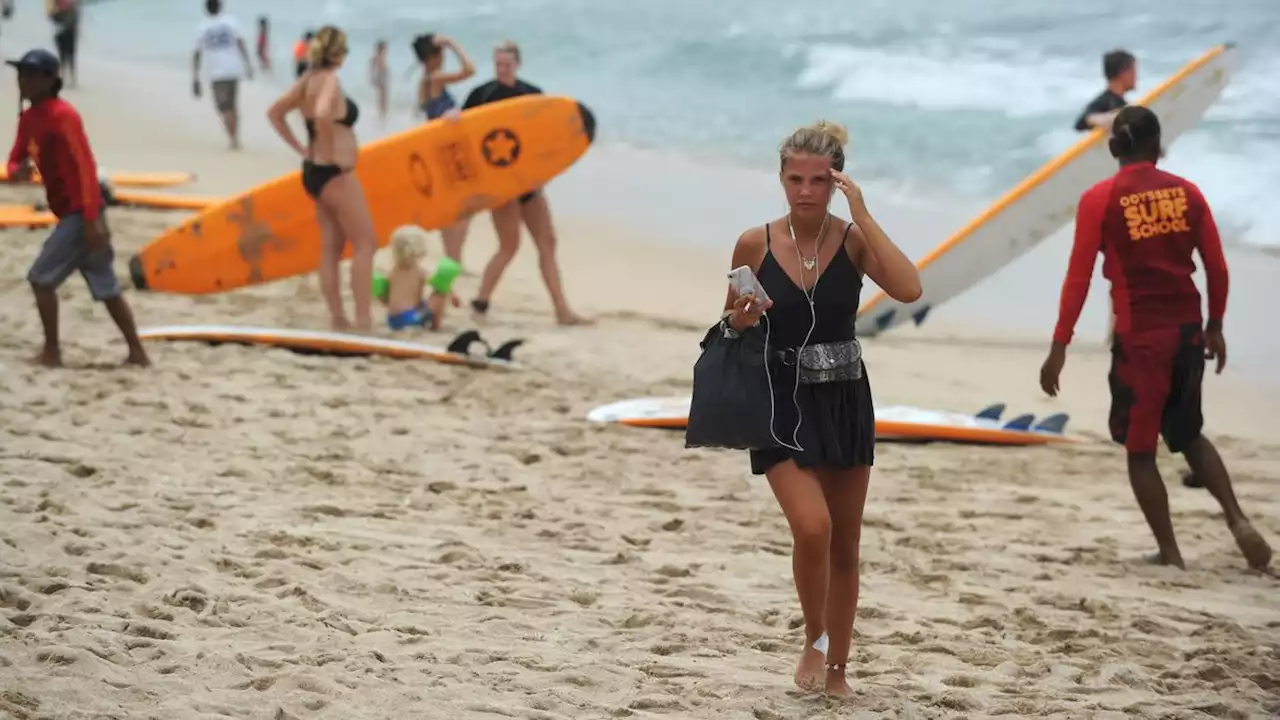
left=749, top=222, right=876, bottom=475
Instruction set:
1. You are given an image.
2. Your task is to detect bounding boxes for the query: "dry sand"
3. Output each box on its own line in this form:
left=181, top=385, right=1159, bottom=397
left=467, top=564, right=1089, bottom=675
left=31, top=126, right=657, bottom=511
left=1, top=17, right=1279, bottom=720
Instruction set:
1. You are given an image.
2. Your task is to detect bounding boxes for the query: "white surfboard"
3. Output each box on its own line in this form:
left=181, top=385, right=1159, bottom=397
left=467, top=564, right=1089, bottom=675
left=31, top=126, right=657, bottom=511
left=586, top=397, right=1077, bottom=446
left=138, top=325, right=522, bottom=370
left=855, top=43, right=1237, bottom=336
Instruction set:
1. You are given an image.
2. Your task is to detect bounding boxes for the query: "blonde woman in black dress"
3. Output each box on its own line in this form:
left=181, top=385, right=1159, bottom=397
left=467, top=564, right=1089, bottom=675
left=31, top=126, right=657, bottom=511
left=723, top=120, right=921, bottom=696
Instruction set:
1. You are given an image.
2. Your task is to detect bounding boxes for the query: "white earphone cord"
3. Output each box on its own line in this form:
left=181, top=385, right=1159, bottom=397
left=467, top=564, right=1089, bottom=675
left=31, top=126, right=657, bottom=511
left=763, top=214, right=827, bottom=453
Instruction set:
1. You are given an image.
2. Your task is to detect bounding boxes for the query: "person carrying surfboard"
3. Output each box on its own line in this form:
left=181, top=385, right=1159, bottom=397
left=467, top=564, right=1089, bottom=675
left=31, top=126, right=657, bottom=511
left=192, top=0, right=254, bottom=151
left=1076, top=49, right=1138, bottom=347
left=4, top=48, right=150, bottom=368
left=267, top=25, right=376, bottom=332
left=721, top=120, right=920, bottom=696
left=460, top=39, right=590, bottom=326
left=1041, top=105, right=1271, bottom=572
left=1074, top=49, right=1137, bottom=133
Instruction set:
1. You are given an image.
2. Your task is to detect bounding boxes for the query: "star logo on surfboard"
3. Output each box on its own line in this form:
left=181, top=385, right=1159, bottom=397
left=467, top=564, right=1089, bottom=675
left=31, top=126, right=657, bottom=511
left=481, top=128, right=521, bottom=167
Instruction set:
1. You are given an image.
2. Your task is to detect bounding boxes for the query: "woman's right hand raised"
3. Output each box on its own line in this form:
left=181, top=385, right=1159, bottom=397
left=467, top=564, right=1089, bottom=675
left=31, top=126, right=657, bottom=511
left=728, top=293, right=771, bottom=331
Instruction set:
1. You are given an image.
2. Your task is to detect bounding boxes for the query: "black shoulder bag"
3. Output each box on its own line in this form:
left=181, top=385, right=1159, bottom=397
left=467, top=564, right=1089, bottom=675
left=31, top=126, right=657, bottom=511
left=685, top=319, right=779, bottom=451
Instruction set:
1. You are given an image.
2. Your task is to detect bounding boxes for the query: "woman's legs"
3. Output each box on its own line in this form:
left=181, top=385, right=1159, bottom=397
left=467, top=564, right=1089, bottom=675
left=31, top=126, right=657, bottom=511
left=765, top=459, right=832, bottom=690
left=441, top=217, right=471, bottom=265
left=313, top=201, right=348, bottom=330
left=473, top=201, right=522, bottom=311
left=520, top=192, right=589, bottom=325
left=321, top=174, right=377, bottom=331
left=817, top=466, right=871, bottom=697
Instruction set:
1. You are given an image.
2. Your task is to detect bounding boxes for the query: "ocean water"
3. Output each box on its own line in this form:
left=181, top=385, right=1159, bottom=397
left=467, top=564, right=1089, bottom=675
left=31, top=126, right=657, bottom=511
left=78, top=0, right=1280, bottom=251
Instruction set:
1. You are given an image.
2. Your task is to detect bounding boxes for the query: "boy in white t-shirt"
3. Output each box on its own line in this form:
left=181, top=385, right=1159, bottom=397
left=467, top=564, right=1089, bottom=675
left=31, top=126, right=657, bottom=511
left=192, top=0, right=253, bottom=149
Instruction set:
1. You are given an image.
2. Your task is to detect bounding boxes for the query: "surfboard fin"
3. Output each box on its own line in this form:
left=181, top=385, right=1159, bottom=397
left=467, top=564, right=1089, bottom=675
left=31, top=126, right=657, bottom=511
left=1032, top=413, right=1070, bottom=434
left=975, top=403, right=1006, bottom=421
left=447, top=329, right=489, bottom=356
left=490, top=338, right=524, bottom=362
left=911, top=304, right=931, bottom=326
left=1002, top=413, right=1035, bottom=432
left=874, top=310, right=896, bottom=333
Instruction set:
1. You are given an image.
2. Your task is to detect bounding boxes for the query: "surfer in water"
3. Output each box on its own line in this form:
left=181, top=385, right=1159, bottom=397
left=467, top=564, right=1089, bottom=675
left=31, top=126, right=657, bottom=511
left=412, top=33, right=475, bottom=260
left=460, top=39, right=590, bottom=326
left=267, top=25, right=376, bottom=332
left=1041, top=105, right=1271, bottom=572
left=724, top=120, right=920, bottom=696
left=6, top=49, right=149, bottom=367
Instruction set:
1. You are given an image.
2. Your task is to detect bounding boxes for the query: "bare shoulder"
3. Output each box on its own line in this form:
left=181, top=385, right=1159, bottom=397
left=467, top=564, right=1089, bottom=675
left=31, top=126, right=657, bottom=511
left=842, top=219, right=869, bottom=274
left=731, top=224, right=768, bottom=270
left=735, top=224, right=767, bottom=250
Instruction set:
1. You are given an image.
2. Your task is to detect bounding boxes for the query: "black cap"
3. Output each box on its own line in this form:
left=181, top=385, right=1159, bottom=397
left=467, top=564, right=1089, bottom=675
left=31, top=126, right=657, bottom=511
left=6, top=48, right=60, bottom=75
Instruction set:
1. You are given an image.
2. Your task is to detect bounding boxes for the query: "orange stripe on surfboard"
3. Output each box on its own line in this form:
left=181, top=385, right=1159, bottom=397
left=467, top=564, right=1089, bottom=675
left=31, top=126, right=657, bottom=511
left=855, top=43, right=1234, bottom=316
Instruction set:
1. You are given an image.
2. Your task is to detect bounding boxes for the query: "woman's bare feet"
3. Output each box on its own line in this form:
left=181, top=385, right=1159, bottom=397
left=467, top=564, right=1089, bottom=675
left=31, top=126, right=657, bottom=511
left=124, top=350, right=151, bottom=367
left=825, top=664, right=853, bottom=697
left=794, top=645, right=825, bottom=691
left=330, top=316, right=352, bottom=332
left=556, top=311, right=593, bottom=326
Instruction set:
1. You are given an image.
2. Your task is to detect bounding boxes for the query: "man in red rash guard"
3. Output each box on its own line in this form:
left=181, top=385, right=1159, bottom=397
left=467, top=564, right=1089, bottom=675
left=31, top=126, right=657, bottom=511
left=1040, top=106, right=1270, bottom=571
left=5, top=48, right=149, bottom=368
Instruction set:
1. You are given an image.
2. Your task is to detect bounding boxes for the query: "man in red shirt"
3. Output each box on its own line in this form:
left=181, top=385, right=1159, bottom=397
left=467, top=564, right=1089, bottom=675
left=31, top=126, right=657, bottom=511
left=5, top=48, right=149, bottom=367
left=1040, top=106, right=1269, bottom=571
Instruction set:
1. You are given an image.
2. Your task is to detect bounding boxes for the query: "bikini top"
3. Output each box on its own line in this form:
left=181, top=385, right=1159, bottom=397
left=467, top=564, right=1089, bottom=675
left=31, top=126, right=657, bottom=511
left=304, top=96, right=360, bottom=144
left=423, top=88, right=456, bottom=120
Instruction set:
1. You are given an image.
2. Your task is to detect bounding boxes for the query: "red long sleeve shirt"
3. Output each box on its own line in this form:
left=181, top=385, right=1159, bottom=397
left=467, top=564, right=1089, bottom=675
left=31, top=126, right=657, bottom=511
left=1053, top=162, right=1228, bottom=345
left=7, top=97, right=102, bottom=222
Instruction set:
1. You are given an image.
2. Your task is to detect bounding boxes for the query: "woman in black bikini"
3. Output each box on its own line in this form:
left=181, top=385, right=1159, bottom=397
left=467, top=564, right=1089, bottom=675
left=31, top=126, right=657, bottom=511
left=267, top=25, right=375, bottom=331
left=722, top=120, right=921, bottom=696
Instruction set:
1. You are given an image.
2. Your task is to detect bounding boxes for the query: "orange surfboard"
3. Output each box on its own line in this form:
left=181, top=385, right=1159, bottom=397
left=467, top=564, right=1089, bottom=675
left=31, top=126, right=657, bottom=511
left=0, top=168, right=195, bottom=188
left=0, top=204, right=57, bottom=228
left=110, top=190, right=219, bottom=211
left=128, top=95, right=596, bottom=295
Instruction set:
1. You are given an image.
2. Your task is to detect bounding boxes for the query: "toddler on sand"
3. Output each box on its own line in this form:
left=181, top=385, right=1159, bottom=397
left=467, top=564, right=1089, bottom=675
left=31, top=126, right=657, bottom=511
left=378, top=225, right=459, bottom=331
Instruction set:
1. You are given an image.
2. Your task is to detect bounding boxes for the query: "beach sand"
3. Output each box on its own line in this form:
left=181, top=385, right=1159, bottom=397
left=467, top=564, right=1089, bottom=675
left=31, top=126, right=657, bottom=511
left=1, top=15, right=1279, bottom=720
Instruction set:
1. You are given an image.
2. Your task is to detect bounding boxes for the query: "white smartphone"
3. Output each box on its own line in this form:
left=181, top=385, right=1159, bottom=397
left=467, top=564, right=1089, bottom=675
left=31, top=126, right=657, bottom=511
left=727, top=265, right=771, bottom=309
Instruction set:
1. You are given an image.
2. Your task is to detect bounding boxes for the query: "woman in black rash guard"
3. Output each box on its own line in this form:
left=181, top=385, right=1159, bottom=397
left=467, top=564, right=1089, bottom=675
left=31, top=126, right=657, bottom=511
left=459, top=39, right=589, bottom=326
